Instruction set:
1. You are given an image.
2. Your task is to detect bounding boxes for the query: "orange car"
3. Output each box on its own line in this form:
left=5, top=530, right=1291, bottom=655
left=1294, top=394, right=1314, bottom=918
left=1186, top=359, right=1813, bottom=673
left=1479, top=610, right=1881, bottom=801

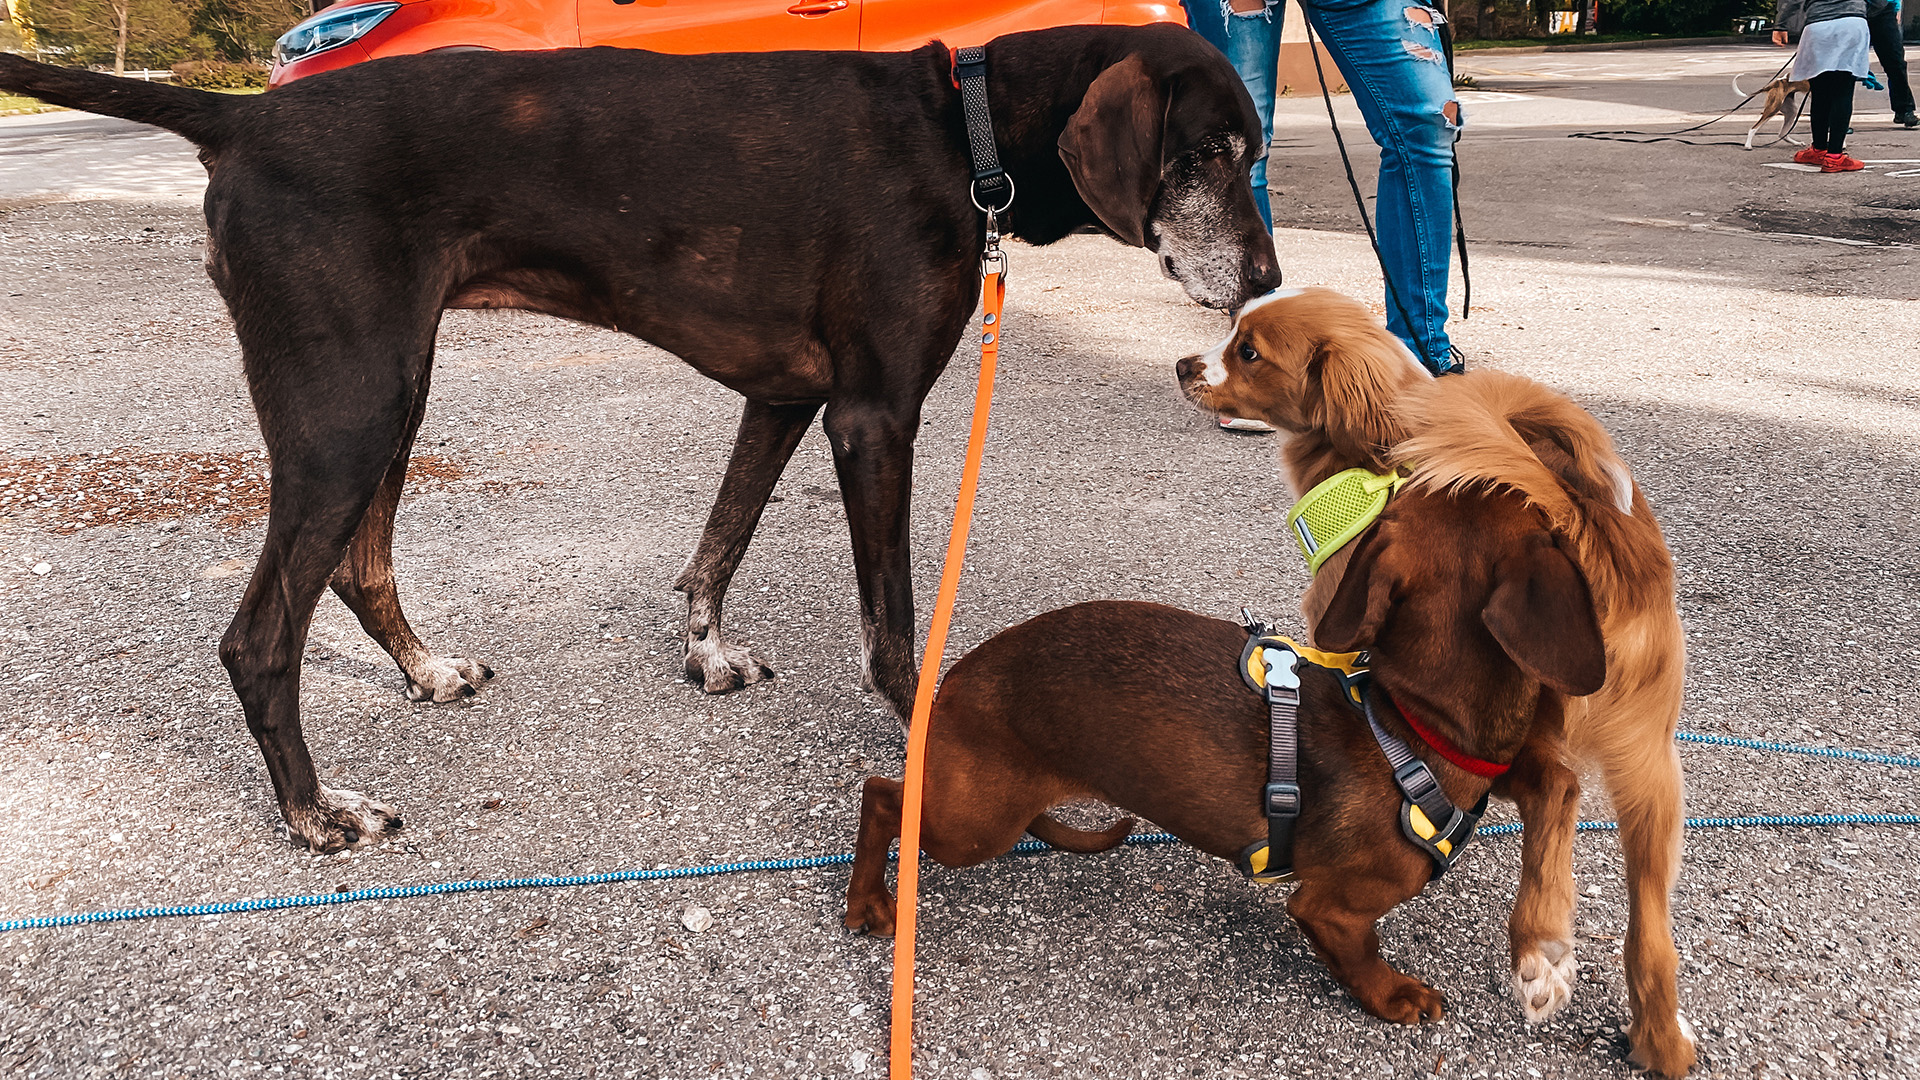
left=271, top=0, right=1186, bottom=86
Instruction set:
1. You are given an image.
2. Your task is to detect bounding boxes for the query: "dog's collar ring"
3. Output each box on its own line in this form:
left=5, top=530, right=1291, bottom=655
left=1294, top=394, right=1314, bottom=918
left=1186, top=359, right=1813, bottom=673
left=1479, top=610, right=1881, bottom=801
left=971, top=173, right=1016, bottom=217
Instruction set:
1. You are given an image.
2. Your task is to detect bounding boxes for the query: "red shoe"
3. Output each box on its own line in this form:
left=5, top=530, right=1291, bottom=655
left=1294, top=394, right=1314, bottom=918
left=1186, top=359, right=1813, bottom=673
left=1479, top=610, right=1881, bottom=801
left=1792, top=147, right=1828, bottom=165
left=1821, top=151, right=1865, bottom=172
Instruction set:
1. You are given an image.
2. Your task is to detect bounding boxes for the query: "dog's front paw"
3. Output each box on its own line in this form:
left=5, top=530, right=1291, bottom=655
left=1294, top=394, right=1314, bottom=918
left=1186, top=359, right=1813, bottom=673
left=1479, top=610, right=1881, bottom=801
left=1362, top=977, right=1446, bottom=1024
left=280, top=786, right=403, bottom=854
left=404, top=655, right=493, bottom=703
left=843, top=890, right=897, bottom=937
left=685, top=632, right=773, bottom=694
left=1626, top=1010, right=1697, bottom=1078
left=1512, top=939, right=1578, bottom=1021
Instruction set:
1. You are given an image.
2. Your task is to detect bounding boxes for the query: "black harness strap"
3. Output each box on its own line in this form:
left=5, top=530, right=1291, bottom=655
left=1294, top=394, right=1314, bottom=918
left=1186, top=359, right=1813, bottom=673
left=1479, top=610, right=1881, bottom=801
left=1364, top=693, right=1486, bottom=880
left=954, top=46, right=1013, bottom=212
left=1262, top=652, right=1303, bottom=877
left=1232, top=620, right=1485, bottom=883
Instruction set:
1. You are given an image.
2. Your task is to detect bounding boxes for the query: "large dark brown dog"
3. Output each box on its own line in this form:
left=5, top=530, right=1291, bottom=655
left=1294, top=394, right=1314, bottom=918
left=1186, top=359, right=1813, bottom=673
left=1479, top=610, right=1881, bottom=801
left=0, top=27, right=1280, bottom=852
left=844, top=480, right=1606, bottom=1026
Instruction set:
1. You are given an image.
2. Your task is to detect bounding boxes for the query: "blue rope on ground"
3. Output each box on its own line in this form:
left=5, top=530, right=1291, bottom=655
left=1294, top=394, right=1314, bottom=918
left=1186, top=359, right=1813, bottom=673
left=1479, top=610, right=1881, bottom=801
left=3, top=732, right=1915, bottom=935
left=1674, top=731, right=1920, bottom=770
left=1477, top=813, right=1920, bottom=837
left=5, top=814, right=1916, bottom=935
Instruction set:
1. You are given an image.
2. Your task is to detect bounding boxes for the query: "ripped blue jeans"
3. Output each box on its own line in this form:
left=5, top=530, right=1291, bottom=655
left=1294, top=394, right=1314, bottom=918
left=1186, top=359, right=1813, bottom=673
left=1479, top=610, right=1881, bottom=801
left=1184, top=0, right=1462, bottom=372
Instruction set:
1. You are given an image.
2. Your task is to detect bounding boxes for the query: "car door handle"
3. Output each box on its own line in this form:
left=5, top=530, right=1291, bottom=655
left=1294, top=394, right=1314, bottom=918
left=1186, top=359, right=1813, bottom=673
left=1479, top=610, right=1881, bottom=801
left=787, top=1, right=848, bottom=13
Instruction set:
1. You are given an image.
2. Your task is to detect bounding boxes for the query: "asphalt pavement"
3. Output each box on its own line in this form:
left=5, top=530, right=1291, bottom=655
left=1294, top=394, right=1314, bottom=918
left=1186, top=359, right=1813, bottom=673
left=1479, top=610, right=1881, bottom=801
left=2, top=43, right=1918, bottom=1080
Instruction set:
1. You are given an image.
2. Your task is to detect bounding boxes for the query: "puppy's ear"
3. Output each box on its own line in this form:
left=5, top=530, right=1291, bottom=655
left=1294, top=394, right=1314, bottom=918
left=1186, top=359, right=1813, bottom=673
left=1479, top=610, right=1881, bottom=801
left=1482, top=538, right=1607, bottom=696
left=1314, top=332, right=1409, bottom=473
left=1058, top=56, right=1163, bottom=247
left=1312, top=530, right=1397, bottom=652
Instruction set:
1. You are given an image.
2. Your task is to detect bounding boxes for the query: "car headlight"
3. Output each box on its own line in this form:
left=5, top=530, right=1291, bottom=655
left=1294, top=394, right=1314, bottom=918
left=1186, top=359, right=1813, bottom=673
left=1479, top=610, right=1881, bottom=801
left=274, top=2, right=401, bottom=66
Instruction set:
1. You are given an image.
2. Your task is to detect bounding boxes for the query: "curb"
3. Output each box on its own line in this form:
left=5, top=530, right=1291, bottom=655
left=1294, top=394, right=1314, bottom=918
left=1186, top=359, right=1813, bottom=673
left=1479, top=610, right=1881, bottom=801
left=1462, top=35, right=1769, bottom=56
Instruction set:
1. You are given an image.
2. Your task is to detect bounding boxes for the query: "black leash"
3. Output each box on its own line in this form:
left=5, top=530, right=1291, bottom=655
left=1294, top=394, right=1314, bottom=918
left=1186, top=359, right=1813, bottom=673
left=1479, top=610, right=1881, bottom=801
left=1569, top=56, right=1797, bottom=146
left=1299, top=1, right=1463, bottom=373
left=1438, top=14, right=1471, bottom=325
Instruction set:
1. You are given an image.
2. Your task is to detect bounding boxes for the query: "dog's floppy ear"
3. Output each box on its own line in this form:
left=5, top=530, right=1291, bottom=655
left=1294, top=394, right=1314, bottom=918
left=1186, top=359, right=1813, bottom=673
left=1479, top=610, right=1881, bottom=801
left=1058, top=55, right=1164, bottom=247
left=1313, top=530, right=1397, bottom=652
left=1312, top=327, right=1410, bottom=473
left=1482, top=537, right=1607, bottom=696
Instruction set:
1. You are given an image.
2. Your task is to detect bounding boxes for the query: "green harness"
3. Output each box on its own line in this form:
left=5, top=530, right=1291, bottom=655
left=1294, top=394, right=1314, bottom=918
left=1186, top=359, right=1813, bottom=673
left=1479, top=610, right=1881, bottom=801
left=1285, top=467, right=1409, bottom=575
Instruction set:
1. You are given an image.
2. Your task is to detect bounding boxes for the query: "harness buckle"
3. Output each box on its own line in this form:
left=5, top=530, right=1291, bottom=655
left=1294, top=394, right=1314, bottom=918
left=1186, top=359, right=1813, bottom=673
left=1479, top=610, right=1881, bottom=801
left=1393, top=758, right=1440, bottom=804
left=1263, top=782, right=1301, bottom=819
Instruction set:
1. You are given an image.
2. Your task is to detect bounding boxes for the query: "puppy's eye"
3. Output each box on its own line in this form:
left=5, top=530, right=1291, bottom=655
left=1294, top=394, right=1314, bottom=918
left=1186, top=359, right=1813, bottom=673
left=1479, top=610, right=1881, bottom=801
left=1238, top=343, right=1260, bottom=364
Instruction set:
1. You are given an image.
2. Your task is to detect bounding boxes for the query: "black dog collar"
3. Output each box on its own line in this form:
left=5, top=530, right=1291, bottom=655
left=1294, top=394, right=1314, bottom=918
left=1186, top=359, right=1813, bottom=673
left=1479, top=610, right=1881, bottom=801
left=951, top=46, right=1013, bottom=213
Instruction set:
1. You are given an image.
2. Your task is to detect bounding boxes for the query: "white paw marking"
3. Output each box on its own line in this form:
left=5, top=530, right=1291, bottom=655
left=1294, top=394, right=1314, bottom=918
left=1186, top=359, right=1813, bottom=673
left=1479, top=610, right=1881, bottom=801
left=686, top=632, right=771, bottom=693
left=284, top=785, right=402, bottom=852
left=404, top=655, right=489, bottom=703
left=1512, top=939, right=1579, bottom=1022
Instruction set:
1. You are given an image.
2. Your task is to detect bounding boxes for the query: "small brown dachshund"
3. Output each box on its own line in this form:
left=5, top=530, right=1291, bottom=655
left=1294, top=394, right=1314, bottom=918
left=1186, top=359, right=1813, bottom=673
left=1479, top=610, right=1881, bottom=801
left=843, top=478, right=1605, bottom=1026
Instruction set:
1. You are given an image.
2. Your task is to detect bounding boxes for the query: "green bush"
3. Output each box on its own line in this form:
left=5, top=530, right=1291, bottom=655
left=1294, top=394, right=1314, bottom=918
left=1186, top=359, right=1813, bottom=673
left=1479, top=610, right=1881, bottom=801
left=1599, top=0, right=1769, bottom=34
left=171, top=58, right=267, bottom=87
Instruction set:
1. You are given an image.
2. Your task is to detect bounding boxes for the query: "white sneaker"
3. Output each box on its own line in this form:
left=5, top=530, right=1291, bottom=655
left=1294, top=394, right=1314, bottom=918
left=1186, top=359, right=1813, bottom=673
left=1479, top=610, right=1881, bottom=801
left=1218, top=416, right=1277, bottom=433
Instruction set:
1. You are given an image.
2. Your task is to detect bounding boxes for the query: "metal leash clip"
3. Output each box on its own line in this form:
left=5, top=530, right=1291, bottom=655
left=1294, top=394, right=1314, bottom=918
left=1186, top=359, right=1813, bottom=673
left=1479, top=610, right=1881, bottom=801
left=980, top=209, right=1007, bottom=279
left=975, top=177, right=1014, bottom=280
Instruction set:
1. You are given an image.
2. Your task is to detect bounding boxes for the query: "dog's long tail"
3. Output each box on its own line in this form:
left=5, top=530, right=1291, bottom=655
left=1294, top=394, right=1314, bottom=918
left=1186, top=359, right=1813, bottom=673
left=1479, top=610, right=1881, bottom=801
left=1025, top=813, right=1137, bottom=854
left=0, top=54, right=239, bottom=148
left=1393, top=370, right=1674, bottom=619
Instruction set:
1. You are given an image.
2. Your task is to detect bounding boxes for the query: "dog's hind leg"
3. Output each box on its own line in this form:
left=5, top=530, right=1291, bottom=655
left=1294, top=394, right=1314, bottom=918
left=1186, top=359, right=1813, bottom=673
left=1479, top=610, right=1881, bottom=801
left=676, top=400, right=820, bottom=693
left=1498, top=729, right=1583, bottom=1023
left=219, top=303, right=432, bottom=851
left=1599, top=729, right=1695, bottom=1077
left=329, top=374, right=493, bottom=703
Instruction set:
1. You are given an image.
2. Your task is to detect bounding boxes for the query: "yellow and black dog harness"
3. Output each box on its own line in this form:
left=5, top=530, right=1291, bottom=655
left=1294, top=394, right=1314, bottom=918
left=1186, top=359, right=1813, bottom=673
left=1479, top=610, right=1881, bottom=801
left=1234, top=611, right=1489, bottom=885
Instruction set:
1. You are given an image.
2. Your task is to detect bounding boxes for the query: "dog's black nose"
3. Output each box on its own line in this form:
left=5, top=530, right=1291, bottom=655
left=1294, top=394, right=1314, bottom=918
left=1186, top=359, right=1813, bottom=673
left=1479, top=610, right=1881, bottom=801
left=1245, top=246, right=1282, bottom=300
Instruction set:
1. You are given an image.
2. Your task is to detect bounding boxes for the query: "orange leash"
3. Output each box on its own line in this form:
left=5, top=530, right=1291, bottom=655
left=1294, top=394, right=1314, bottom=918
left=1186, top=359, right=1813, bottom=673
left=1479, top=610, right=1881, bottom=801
left=887, top=247, right=1007, bottom=1080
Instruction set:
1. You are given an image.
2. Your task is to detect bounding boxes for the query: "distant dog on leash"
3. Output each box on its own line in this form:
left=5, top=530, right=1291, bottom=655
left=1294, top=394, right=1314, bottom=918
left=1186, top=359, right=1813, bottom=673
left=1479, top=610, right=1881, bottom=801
left=1735, top=72, right=1811, bottom=148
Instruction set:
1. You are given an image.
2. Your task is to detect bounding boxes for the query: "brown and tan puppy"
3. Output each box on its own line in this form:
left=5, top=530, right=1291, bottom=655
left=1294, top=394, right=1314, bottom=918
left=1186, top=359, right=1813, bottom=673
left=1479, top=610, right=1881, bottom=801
left=843, top=479, right=1607, bottom=1029
left=1177, top=293, right=1694, bottom=1077
left=1174, top=286, right=1430, bottom=623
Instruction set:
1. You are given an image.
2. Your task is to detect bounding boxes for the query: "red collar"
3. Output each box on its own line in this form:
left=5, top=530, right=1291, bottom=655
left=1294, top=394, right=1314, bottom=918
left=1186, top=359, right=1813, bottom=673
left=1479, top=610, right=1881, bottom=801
left=1393, top=697, right=1510, bottom=779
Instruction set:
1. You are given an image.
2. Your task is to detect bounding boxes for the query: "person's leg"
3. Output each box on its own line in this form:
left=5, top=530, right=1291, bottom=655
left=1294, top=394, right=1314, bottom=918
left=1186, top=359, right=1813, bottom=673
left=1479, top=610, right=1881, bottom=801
left=1817, top=70, right=1857, bottom=154
left=1809, top=72, right=1840, bottom=150
left=1303, top=0, right=1460, bottom=373
left=1184, top=1, right=1283, bottom=231
left=1183, top=0, right=1230, bottom=48
left=1867, top=5, right=1915, bottom=120
left=1224, top=0, right=1284, bottom=230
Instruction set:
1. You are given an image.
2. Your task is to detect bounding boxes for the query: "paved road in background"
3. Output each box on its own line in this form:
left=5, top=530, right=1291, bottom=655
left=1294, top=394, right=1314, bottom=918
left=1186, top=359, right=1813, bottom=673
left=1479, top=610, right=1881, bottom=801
left=2, top=44, right=1918, bottom=1080
left=1273, top=42, right=1919, bottom=294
